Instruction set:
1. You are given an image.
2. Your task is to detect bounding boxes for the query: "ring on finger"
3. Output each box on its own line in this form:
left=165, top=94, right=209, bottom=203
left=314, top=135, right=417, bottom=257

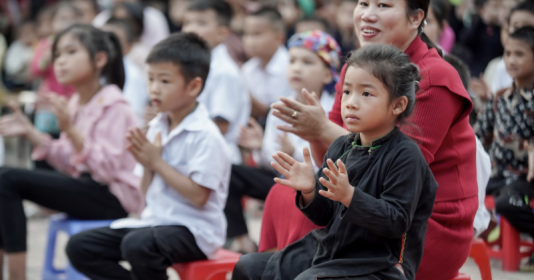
left=291, top=111, right=298, bottom=120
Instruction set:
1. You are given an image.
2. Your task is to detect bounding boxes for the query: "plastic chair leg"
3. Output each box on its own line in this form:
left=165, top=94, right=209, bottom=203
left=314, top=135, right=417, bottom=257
left=469, top=239, right=492, bottom=280
left=501, top=217, right=521, bottom=271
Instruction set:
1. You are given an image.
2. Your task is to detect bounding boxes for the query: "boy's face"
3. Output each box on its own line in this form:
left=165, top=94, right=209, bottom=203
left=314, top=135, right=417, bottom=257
left=182, top=9, right=228, bottom=49
left=504, top=38, right=534, bottom=81
left=147, top=62, right=199, bottom=113
left=242, top=16, right=283, bottom=60
left=509, top=11, right=534, bottom=33
left=286, top=47, right=332, bottom=97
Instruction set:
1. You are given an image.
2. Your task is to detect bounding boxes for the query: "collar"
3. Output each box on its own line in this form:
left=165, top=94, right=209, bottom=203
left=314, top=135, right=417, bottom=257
left=507, top=83, right=534, bottom=101
left=351, top=127, right=399, bottom=150
left=149, top=102, right=207, bottom=137
left=404, top=35, right=427, bottom=66
left=68, top=84, right=126, bottom=118
left=211, top=44, right=227, bottom=59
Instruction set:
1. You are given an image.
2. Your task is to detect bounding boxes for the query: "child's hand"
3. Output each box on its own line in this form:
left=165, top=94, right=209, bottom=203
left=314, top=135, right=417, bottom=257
left=127, top=128, right=163, bottom=170
left=44, top=94, right=72, bottom=133
left=525, top=140, right=534, bottom=182
left=278, top=133, right=295, bottom=156
left=0, top=102, right=34, bottom=137
left=238, top=117, right=263, bottom=150
left=271, top=147, right=315, bottom=193
left=318, top=159, right=355, bottom=207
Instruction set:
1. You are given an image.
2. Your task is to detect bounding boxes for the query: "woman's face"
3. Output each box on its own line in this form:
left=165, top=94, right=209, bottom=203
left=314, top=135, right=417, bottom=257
left=353, top=0, right=421, bottom=51
left=423, top=7, right=443, bottom=46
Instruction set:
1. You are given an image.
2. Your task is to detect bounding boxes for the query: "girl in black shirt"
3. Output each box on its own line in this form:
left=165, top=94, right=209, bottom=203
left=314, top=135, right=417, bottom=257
left=232, top=44, right=438, bottom=280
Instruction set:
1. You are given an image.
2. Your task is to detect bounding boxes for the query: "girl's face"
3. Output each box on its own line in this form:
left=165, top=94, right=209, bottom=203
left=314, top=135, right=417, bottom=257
left=286, top=47, right=332, bottom=99
left=341, top=65, right=398, bottom=134
left=503, top=38, right=534, bottom=82
left=509, top=11, right=534, bottom=34
left=52, top=7, right=79, bottom=34
left=353, top=0, right=421, bottom=51
left=423, top=7, right=443, bottom=46
left=53, top=34, right=97, bottom=86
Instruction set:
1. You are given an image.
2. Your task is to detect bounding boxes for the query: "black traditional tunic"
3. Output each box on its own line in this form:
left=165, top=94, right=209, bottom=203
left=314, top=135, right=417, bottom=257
left=262, top=128, right=438, bottom=280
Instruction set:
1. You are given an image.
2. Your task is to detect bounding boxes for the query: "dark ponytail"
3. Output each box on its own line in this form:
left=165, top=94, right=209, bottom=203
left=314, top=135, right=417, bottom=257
left=52, top=23, right=125, bottom=90
left=405, top=0, right=443, bottom=57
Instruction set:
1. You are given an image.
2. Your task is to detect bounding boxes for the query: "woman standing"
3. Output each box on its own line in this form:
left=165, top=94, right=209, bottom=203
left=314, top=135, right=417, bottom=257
left=270, top=1, right=477, bottom=279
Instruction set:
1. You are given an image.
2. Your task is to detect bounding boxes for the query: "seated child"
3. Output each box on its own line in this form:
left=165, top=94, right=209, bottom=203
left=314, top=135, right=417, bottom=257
left=3, top=20, right=37, bottom=90
left=242, top=6, right=293, bottom=121
left=226, top=30, right=340, bottom=253
left=477, top=26, right=534, bottom=271
left=66, top=33, right=231, bottom=280
left=232, top=45, right=438, bottom=280
left=182, top=0, right=250, bottom=164
left=101, top=17, right=150, bottom=127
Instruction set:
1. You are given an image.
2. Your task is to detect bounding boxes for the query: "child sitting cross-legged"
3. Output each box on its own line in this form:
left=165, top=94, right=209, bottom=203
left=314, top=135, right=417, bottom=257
left=232, top=44, right=438, bottom=280
left=66, top=32, right=232, bottom=280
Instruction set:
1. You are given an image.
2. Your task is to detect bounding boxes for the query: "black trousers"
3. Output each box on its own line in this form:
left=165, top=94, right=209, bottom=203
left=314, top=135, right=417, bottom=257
left=224, top=165, right=275, bottom=238
left=232, top=252, right=407, bottom=280
left=486, top=175, right=507, bottom=196
left=0, top=167, right=128, bottom=252
left=66, top=225, right=207, bottom=280
left=495, top=175, right=534, bottom=237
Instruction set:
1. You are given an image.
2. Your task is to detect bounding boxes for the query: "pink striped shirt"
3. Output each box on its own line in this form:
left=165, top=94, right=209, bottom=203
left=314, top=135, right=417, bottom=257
left=32, top=85, right=144, bottom=214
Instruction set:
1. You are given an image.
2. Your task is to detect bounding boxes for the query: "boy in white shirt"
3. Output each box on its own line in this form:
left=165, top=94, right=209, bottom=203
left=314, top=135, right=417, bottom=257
left=66, top=33, right=231, bottom=280
left=241, top=7, right=293, bottom=121
left=182, top=0, right=250, bottom=164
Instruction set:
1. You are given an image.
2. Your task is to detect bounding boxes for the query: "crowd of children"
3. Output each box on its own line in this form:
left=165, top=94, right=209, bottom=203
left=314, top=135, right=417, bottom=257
left=0, top=0, right=534, bottom=279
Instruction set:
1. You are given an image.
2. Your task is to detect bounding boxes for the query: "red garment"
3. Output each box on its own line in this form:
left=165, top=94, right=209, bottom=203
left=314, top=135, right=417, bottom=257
left=329, top=36, right=478, bottom=280
left=258, top=183, right=323, bottom=252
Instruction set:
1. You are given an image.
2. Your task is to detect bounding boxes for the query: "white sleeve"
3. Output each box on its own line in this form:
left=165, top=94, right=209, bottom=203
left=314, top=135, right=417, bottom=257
left=187, top=133, right=231, bottom=191
left=474, top=136, right=492, bottom=237
left=4, top=43, right=25, bottom=76
left=204, top=73, right=244, bottom=124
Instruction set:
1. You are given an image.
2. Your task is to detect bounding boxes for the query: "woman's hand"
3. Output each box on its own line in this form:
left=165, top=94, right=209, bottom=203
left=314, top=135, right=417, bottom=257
left=238, top=117, right=263, bottom=150
left=319, top=159, right=355, bottom=208
left=271, top=88, right=328, bottom=141
left=271, top=147, right=316, bottom=193
left=278, top=133, right=295, bottom=156
left=44, top=94, right=72, bottom=133
left=127, top=128, right=163, bottom=170
left=0, top=102, right=34, bottom=137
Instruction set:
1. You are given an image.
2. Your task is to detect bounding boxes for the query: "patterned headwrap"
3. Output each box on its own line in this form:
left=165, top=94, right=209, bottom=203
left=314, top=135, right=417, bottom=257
left=287, top=30, right=342, bottom=91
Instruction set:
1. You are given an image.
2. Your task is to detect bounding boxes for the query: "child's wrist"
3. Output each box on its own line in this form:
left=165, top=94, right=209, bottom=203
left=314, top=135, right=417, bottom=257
left=302, top=181, right=316, bottom=195
left=341, top=186, right=355, bottom=208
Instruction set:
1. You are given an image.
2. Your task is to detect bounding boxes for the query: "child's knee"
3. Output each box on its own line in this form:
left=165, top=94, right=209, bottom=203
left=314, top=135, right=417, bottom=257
left=120, top=231, right=154, bottom=265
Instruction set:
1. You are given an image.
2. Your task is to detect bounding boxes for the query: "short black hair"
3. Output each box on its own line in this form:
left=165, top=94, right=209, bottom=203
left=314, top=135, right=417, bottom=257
left=508, top=25, right=534, bottom=53
left=443, top=54, right=470, bottom=90
left=509, top=1, right=534, bottom=25
left=104, top=17, right=137, bottom=44
left=146, top=32, right=211, bottom=93
left=249, top=6, right=285, bottom=33
left=295, top=16, right=329, bottom=32
left=187, top=0, right=232, bottom=27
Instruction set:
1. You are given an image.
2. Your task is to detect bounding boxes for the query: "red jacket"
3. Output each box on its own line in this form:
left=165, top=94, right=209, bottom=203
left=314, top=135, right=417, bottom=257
left=329, top=36, right=478, bottom=202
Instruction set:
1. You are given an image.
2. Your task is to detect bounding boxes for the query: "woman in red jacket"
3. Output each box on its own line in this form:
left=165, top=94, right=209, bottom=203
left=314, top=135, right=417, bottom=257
left=270, top=0, right=478, bottom=279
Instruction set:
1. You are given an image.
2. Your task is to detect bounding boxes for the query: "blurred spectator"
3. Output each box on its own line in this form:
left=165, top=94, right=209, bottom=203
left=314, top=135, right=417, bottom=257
left=35, top=4, right=54, bottom=39
left=93, top=0, right=170, bottom=49
left=72, top=0, right=99, bottom=24
left=242, top=6, right=292, bottom=121
left=333, top=0, right=358, bottom=58
left=31, top=2, right=81, bottom=99
left=101, top=17, right=149, bottom=127
left=458, top=0, right=504, bottom=76
left=424, top=0, right=453, bottom=53
left=294, top=16, right=328, bottom=33
left=168, top=0, right=191, bottom=31
left=3, top=20, right=37, bottom=91
left=183, top=0, right=250, bottom=164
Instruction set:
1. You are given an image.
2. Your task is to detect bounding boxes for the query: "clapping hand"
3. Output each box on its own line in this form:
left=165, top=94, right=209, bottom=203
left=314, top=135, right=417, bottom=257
left=0, top=102, right=34, bottom=137
left=43, top=94, right=71, bottom=133
left=127, top=128, right=163, bottom=169
left=271, top=147, right=316, bottom=193
left=318, top=159, right=355, bottom=207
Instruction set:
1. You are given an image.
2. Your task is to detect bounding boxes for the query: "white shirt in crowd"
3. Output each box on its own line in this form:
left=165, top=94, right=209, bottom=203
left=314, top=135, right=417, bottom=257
left=490, top=58, right=513, bottom=95
left=241, top=46, right=293, bottom=107
left=93, top=6, right=170, bottom=49
left=198, top=44, right=250, bottom=164
left=256, top=90, right=335, bottom=170
left=474, top=136, right=491, bottom=237
left=3, top=41, right=33, bottom=83
left=111, top=104, right=231, bottom=259
left=122, top=57, right=149, bottom=126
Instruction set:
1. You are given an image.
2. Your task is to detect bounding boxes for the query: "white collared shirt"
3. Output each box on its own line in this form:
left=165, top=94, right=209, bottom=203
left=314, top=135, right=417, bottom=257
left=122, top=57, right=149, bottom=126
left=256, top=90, right=335, bottom=170
left=241, top=46, right=293, bottom=107
left=197, top=44, right=251, bottom=164
left=110, top=104, right=231, bottom=259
